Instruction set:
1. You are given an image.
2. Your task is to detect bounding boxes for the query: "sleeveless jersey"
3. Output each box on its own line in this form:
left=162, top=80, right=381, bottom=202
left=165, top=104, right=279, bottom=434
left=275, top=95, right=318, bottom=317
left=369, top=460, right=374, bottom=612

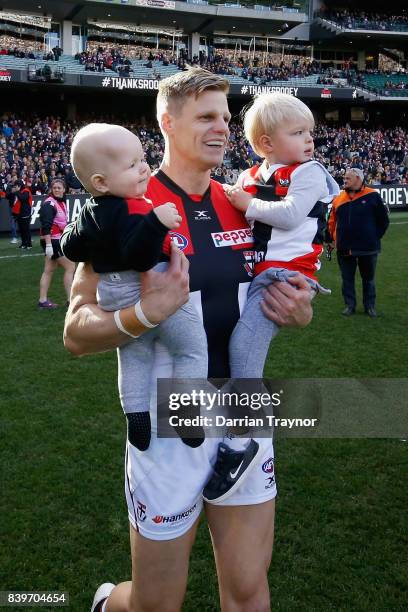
left=146, top=170, right=254, bottom=378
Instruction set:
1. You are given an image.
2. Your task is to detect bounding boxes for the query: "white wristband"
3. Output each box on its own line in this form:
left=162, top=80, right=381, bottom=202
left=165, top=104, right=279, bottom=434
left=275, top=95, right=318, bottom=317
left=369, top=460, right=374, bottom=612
left=135, top=300, right=158, bottom=328
left=114, top=310, right=140, bottom=339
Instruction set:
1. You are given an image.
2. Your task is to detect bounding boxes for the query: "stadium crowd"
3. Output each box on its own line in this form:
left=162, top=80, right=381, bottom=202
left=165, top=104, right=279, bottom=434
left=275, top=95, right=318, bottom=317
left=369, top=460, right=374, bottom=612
left=317, top=8, right=408, bottom=31
left=0, top=35, right=62, bottom=60
left=79, top=42, right=187, bottom=72
left=1, top=114, right=407, bottom=201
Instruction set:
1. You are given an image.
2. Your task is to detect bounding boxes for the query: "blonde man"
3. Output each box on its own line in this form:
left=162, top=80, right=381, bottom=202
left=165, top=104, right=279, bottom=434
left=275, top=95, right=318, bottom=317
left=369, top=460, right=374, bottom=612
left=64, top=69, right=314, bottom=612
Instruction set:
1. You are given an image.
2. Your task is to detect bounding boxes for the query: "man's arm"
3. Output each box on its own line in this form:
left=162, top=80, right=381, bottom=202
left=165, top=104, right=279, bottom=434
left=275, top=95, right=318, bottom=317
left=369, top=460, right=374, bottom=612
left=64, top=243, right=190, bottom=356
left=375, top=193, right=389, bottom=239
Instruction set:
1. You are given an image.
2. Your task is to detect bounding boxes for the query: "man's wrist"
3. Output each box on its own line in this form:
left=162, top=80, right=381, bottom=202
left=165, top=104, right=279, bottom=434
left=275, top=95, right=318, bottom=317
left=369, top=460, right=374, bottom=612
left=139, top=299, right=162, bottom=326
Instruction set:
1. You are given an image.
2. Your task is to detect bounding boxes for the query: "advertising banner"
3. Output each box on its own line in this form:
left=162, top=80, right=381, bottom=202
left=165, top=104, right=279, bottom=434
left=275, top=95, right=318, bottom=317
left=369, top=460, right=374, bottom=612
left=228, top=84, right=363, bottom=100
left=81, top=74, right=160, bottom=91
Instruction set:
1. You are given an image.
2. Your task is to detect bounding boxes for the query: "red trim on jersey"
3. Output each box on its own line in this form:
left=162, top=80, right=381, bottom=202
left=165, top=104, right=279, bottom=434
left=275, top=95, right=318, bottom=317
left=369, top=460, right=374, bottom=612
left=146, top=175, right=253, bottom=255
left=254, top=243, right=323, bottom=280
left=274, top=163, right=301, bottom=196
left=146, top=175, right=194, bottom=255
left=210, top=180, right=252, bottom=250
left=125, top=196, right=153, bottom=215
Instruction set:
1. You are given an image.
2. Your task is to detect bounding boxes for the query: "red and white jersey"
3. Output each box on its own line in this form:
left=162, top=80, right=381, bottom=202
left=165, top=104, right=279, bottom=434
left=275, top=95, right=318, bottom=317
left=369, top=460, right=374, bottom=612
left=240, top=160, right=339, bottom=279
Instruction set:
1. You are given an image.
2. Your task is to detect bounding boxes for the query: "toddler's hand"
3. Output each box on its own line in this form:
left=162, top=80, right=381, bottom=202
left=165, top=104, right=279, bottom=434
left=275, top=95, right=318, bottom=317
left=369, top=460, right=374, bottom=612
left=154, top=202, right=182, bottom=229
left=224, top=185, right=253, bottom=213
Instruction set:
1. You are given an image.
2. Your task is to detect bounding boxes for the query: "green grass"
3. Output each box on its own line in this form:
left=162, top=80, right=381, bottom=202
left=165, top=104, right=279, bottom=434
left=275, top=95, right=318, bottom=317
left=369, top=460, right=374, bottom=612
left=0, top=213, right=407, bottom=611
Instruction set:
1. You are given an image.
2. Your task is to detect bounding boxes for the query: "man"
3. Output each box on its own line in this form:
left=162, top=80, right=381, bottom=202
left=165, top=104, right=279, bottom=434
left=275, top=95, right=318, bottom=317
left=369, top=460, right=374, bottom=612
left=327, top=167, right=389, bottom=317
left=64, top=68, right=313, bottom=612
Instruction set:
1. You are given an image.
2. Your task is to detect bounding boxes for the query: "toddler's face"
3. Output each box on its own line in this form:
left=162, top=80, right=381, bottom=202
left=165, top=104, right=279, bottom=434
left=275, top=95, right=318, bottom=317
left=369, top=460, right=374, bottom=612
left=105, top=133, right=151, bottom=199
left=268, top=120, right=314, bottom=165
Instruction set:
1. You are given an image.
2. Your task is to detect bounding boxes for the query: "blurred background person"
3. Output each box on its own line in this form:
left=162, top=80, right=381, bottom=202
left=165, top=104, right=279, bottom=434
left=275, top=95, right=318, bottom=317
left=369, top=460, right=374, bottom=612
left=327, top=168, right=389, bottom=317
left=38, top=179, right=75, bottom=309
left=11, top=179, right=32, bottom=249
left=4, top=175, right=19, bottom=243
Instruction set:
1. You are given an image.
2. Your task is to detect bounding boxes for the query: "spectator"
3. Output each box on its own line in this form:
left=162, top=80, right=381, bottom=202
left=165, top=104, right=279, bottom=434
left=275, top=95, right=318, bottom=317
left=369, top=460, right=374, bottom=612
left=327, top=168, right=389, bottom=317
left=11, top=179, right=33, bottom=249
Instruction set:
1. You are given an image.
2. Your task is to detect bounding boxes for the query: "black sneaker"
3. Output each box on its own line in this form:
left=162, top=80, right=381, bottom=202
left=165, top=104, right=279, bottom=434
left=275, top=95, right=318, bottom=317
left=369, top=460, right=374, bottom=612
left=203, top=439, right=260, bottom=504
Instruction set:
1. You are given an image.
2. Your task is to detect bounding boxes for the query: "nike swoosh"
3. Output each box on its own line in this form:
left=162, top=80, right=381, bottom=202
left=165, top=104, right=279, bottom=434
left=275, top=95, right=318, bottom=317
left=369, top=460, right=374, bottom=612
left=229, top=460, right=244, bottom=479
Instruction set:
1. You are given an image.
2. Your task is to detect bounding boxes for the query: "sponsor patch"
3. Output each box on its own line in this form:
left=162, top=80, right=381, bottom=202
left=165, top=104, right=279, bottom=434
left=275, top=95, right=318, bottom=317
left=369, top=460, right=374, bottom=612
left=211, top=228, right=253, bottom=248
left=152, top=503, right=197, bottom=525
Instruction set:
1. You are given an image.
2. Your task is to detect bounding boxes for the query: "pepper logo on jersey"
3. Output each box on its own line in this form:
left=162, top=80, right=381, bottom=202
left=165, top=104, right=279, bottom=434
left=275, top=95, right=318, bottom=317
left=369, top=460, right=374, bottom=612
left=211, top=228, right=253, bottom=248
left=262, top=458, right=274, bottom=473
left=278, top=178, right=290, bottom=187
left=169, top=232, right=189, bottom=250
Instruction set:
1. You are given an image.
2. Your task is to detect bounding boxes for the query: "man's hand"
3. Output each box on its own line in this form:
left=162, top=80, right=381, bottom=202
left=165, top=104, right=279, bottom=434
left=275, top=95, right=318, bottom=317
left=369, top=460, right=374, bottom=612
left=154, top=202, right=182, bottom=229
left=140, top=242, right=190, bottom=324
left=261, top=273, right=313, bottom=328
left=224, top=184, right=252, bottom=213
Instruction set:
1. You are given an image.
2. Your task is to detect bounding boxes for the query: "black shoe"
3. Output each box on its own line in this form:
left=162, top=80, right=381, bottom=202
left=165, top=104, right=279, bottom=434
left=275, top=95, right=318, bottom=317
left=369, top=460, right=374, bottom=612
left=365, top=308, right=378, bottom=318
left=203, top=439, right=260, bottom=504
left=342, top=307, right=355, bottom=316
left=126, top=412, right=151, bottom=451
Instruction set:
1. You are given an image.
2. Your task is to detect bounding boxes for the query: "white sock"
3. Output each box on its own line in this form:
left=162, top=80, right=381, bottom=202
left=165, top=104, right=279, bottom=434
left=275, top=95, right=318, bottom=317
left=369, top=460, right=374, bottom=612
left=225, top=435, right=250, bottom=452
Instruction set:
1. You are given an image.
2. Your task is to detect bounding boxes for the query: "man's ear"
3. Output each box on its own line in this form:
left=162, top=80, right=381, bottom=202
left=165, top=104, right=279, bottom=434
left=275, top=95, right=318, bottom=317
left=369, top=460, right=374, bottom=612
left=258, top=134, right=274, bottom=155
left=160, top=112, right=174, bottom=136
left=90, top=173, right=109, bottom=194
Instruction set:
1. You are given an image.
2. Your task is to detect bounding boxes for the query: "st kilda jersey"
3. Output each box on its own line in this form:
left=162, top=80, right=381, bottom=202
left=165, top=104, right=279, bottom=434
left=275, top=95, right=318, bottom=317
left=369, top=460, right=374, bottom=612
left=240, top=160, right=339, bottom=279
left=147, top=170, right=254, bottom=378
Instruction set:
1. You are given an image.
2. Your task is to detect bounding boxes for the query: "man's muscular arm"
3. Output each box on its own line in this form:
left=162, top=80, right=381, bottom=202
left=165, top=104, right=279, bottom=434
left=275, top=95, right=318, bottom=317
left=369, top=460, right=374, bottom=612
left=64, top=243, right=190, bottom=356
left=262, top=274, right=313, bottom=328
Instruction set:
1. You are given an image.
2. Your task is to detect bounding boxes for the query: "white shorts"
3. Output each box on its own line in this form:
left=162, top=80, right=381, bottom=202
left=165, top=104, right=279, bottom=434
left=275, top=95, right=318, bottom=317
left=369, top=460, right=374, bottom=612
left=125, top=342, right=276, bottom=540
left=125, top=435, right=276, bottom=540
left=124, top=343, right=276, bottom=541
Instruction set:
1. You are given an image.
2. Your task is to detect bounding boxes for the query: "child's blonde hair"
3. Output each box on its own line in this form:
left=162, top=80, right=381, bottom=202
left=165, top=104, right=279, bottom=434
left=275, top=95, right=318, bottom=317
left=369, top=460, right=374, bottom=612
left=243, top=93, right=315, bottom=157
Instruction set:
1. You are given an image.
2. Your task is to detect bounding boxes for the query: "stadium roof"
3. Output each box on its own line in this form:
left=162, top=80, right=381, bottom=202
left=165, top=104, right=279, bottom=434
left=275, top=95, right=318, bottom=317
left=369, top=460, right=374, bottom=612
left=0, top=0, right=306, bottom=36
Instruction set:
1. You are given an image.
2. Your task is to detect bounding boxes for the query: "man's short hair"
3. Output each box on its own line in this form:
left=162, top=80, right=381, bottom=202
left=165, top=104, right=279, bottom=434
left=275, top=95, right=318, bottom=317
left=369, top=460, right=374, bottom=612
left=156, top=67, right=229, bottom=123
left=348, top=167, right=364, bottom=181
left=243, top=92, right=314, bottom=157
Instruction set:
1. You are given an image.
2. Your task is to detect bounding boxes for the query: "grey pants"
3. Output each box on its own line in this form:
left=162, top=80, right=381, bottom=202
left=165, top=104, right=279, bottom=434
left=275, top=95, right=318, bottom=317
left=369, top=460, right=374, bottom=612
left=229, top=267, right=328, bottom=379
left=98, top=264, right=208, bottom=415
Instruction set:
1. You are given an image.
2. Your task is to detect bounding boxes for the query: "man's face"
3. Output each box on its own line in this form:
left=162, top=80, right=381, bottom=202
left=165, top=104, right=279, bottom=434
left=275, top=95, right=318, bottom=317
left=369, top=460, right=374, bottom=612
left=166, top=90, right=231, bottom=172
left=344, top=171, right=363, bottom=191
